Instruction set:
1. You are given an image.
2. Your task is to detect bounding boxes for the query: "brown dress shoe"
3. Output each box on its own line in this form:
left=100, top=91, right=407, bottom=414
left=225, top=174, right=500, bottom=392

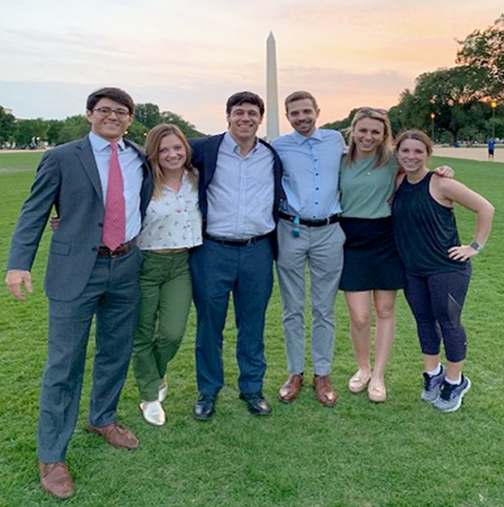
left=313, top=375, right=338, bottom=407
left=39, top=462, right=74, bottom=499
left=278, top=373, right=304, bottom=403
left=86, top=423, right=139, bottom=449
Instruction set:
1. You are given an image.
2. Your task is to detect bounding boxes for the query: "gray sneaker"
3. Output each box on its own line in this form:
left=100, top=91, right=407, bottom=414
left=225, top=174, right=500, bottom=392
left=421, top=365, right=446, bottom=403
left=433, top=375, right=471, bottom=412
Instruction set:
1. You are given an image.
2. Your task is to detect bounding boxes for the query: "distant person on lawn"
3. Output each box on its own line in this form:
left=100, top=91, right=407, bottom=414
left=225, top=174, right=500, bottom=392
left=393, top=129, right=494, bottom=412
left=488, top=139, right=495, bottom=161
left=5, top=87, right=153, bottom=499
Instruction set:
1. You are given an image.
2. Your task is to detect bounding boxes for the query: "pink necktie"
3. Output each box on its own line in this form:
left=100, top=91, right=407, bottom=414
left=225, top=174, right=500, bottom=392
left=102, top=142, right=126, bottom=251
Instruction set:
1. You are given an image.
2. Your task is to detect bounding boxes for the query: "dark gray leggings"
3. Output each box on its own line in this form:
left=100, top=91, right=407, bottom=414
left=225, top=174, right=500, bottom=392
left=404, top=265, right=471, bottom=362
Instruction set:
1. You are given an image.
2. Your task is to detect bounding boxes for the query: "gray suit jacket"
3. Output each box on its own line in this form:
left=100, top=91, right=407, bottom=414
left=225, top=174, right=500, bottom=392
left=7, top=135, right=153, bottom=301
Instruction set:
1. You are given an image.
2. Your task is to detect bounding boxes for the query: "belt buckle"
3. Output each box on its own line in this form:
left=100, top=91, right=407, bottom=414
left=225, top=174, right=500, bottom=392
left=244, top=237, right=254, bottom=246
left=110, top=243, right=127, bottom=257
left=325, top=217, right=331, bottom=226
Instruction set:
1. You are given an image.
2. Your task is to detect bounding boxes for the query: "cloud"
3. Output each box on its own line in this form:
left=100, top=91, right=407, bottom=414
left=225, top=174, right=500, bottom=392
left=1, top=0, right=502, bottom=135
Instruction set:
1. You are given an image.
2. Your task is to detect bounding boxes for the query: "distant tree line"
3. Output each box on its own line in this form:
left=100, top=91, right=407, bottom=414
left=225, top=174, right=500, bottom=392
left=323, top=14, right=504, bottom=144
left=0, top=103, right=205, bottom=149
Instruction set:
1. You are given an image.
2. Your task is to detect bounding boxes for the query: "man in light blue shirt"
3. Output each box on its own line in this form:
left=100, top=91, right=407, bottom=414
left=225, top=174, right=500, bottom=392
left=205, top=131, right=275, bottom=239
left=271, top=91, right=346, bottom=406
left=189, top=92, right=283, bottom=420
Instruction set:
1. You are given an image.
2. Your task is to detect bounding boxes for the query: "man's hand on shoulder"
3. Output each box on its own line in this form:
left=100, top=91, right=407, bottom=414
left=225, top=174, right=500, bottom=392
left=5, top=270, right=33, bottom=301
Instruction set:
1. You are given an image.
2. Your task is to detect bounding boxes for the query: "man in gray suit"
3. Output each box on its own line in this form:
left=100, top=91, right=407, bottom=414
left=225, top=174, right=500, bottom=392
left=5, top=87, right=153, bottom=499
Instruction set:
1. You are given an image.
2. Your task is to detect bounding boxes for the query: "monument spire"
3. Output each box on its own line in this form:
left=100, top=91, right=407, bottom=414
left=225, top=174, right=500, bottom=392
left=266, top=31, right=280, bottom=141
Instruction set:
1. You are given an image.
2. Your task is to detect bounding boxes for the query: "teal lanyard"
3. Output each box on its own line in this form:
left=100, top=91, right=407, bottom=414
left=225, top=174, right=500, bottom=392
left=292, top=216, right=300, bottom=238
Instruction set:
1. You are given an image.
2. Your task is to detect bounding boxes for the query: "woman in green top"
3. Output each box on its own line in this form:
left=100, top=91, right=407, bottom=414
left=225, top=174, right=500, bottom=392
left=339, top=108, right=401, bottom=402
left=340, top=108, right=451, bottom=403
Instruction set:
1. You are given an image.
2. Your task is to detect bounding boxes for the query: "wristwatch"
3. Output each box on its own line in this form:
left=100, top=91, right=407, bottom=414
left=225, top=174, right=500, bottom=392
left=470, top=241, right=484, bottom=252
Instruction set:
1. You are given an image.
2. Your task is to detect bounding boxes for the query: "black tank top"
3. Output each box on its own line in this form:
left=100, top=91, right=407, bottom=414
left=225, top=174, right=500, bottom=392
left=392, top=172, right=467, bottom=276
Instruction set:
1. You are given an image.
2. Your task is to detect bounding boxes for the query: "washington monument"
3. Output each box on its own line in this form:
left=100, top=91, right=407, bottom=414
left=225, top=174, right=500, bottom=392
left=266, top=32, right=280, bottom=141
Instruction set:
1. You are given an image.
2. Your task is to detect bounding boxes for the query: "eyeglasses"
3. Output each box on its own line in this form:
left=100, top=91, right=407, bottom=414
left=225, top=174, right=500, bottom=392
left=93, top=107, right=131, bottom=118
left=359, top=107, right=388, bottom=116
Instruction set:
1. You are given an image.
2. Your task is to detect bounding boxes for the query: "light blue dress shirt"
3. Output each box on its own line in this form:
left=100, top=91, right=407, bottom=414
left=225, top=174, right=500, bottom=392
left=88, top=132, right=143, bottom=242
left=272, top=128, right=346, bottom=219
left=206, top=132, right=275, bottom=239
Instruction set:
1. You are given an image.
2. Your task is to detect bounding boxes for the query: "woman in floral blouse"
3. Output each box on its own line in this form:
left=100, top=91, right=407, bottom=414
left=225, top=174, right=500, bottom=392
left=133, top=124, right=202, bottom=426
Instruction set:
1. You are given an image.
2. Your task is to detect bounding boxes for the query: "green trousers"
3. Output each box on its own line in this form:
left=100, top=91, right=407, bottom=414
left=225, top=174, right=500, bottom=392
left=132, top=250, right=192, bottom=401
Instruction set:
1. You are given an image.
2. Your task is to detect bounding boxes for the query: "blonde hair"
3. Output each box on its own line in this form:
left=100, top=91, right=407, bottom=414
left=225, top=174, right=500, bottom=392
left=144, top=123, right=197, bottom=200
left=394, top=129, right=433, bottom=157
left=346, top=108, right=393, bottom=168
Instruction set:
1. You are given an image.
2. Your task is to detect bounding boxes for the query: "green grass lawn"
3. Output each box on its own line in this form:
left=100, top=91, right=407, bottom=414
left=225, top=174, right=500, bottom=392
left=1, top=153, right=503, bottom=507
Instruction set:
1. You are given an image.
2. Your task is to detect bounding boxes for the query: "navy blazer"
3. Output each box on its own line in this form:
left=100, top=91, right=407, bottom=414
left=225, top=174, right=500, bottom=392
left=7, top=136, right=153, bottom=301
left=189, top=133, right=283, bottom=233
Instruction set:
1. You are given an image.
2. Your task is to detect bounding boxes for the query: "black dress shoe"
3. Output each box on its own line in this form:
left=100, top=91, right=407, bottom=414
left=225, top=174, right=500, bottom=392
left=193, top=395, right=216, bottom=421
left=239, top=393, right=272, bottom=416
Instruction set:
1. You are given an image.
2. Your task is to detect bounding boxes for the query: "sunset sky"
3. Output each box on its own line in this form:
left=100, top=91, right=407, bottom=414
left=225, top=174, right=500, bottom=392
left=1, top=0, right=502, bottom=135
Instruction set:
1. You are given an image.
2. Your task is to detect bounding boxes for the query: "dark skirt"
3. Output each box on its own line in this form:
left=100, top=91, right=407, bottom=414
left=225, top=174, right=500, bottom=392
left=340, top=217, right=405, bottom=291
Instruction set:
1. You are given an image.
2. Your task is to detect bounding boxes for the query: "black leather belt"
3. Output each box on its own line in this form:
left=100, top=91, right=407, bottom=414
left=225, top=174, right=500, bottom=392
left=97, top=238, right=137, bottom=257
left=279, top=211, right=340, bottom=227
left=204, top=233, right=269, bottom=247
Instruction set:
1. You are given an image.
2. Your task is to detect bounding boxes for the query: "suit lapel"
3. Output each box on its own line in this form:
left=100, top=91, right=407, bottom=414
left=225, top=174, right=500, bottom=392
left=75, top=136, right=103, bottom=204
left=203, top=134, right=224, bottom=189
left=124, top=138, right=153, bottom=218
left=124, top=138, right=148, bottom=165
left=259, top=138, right=283, bottom=222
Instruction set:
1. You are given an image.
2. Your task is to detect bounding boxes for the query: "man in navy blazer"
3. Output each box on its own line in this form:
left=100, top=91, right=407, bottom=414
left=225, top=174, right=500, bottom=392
left=5, top=87, right=153, bottom=499
left=189, top=91, right=282, bottom=420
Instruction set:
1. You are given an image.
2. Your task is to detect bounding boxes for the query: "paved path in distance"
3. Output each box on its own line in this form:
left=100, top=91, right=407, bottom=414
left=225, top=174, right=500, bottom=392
left=433, top=146, right=504, bottom=163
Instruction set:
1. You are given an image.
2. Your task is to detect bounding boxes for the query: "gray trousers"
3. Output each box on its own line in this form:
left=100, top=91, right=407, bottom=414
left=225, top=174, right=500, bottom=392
left=276, top=219, right=345, bottom=376
left=38, top=247, right=143, bottom=463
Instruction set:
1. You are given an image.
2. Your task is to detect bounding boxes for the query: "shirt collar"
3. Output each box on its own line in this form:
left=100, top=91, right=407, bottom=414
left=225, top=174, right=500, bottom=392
left=164, top=170, right=190, bottom=193
left=88, top=131, right=126, bottom=152
left=291, top=128, right=322, bottom=145
left=223, top=131, right=259, bottom=155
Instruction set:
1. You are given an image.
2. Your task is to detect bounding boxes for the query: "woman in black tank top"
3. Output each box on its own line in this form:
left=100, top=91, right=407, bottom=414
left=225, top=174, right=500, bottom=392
left=392, top=129, right=494, bottom=412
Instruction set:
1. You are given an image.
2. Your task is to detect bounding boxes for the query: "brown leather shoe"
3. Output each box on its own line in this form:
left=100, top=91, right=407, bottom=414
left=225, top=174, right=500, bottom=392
left=313, top=375, right=338, bottom=407
left=278, top=373, right=304, bottom=403
left=39, top=462, right=74, bottom=499
left=86, top=423, right=139, bottom=449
